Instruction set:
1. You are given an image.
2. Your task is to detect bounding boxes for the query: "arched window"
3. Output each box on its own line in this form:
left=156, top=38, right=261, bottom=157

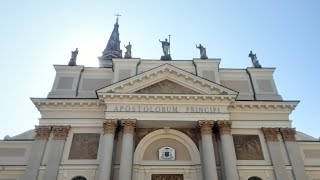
left=248, top=176, right=262, bottom=180
left=71, top=176, right=87, bottom=180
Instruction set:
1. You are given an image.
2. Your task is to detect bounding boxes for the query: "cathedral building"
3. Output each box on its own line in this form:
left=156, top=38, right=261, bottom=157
left=0, top=18, right=320, bottom=180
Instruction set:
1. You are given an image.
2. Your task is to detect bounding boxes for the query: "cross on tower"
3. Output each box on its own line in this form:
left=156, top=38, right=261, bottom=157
left=115, top=13, right=121, bottom=22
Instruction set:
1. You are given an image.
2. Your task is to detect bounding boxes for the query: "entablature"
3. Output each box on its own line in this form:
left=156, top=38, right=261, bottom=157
left=31, top=98, right=105, bottom=110
left=230, top=101, right=298, bottom=112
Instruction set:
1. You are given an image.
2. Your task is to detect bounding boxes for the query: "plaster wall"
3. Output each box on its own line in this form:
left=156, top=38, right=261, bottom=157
left=0, top=141, right=32, bottom=165
left=77, top=67, right=113, bottom=98
left=220, top=69, right=254, bottom=100
left=298, top=142, right=320, bottom=166
left=137, top=60, right=196, bottom=74
left=0, top=166, right=25, bottom=180
left=48, top=65, right=84, bottom=98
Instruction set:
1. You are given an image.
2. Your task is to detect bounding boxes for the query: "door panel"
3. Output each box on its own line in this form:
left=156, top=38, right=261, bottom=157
left=151, top=174, right=183, bottom=180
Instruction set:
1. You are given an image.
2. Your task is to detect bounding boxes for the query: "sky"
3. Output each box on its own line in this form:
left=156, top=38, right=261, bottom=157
left=0, top=1, right=319, bottom=139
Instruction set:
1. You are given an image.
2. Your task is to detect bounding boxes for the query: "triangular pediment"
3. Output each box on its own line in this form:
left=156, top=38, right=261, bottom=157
left=135, top=79, right=200, bottom=94
left=97, top=64, right=238, bottom=96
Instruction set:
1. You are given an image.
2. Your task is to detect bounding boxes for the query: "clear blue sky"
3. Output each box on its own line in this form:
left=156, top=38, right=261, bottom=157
left=0, top=1, right=319, bottom=139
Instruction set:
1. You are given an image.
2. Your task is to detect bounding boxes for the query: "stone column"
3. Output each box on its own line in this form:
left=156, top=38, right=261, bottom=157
left=198, top=120, right=218, bottom=180
left=197, top=130, right=205, bottom=180
left=214, top=132, right=225, bottom=180
left=43, top=126, right=70, bottom=180
left=97, top=120, right=118, bottom=180
left=262, top=128, right=289, bottom=180
left=119, top=119, right=136, bottom=180
left=280, top=128, right=308, bottom=180
left=217, top=120, right=239, bottom=180
left=22, top=126, right=51, bottom=180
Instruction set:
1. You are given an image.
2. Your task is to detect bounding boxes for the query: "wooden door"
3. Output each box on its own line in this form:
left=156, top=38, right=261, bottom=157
left=151, top=174, right=183, bottom=180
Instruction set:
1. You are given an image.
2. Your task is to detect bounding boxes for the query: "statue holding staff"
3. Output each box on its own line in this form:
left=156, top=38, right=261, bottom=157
left=159, top=35, right=172, bottom=60
left=159, top=38, right=170, bottom=56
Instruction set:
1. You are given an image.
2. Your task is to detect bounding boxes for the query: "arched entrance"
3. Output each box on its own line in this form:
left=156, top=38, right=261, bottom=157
left=133, top=129, right=202, bottom=180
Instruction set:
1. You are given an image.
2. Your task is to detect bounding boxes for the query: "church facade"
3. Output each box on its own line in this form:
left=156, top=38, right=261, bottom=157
left=1, top=19, right=320, bottom=180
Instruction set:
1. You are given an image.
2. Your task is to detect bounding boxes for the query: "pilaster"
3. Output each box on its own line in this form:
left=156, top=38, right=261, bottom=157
left=22, top=126, right=52, bottom=180
left=43, top=126, right=71, bottom=180
left=280, top=128, right=308, bottom=180
left=262, top=127, right=289, bottom=180
left=34, top=126, right=52, bottom=140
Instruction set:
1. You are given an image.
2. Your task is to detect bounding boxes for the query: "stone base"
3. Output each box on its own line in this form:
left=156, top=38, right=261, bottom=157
left=161, top=55, right=172, bottom=61
left=200, top=55, right=208, bottom=59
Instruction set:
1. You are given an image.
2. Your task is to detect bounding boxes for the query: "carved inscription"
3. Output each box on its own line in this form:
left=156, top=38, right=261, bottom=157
left=69, top=133, right=100, bottom=159
left=233, top=135, right=264, bottom=160
left=111, top=105, right=220, bottom=113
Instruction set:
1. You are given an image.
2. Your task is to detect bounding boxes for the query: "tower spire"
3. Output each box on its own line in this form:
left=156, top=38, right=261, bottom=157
left=98, top=15, right=122, bottom=67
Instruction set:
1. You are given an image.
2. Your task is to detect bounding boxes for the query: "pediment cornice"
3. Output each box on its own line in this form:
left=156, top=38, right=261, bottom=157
left=97, top=64, right=238, bottom=97
left=100, top=93, right=236, bottom=103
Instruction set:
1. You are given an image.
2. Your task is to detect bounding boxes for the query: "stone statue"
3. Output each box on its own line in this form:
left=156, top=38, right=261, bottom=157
left=196, top=44, right=208, bottom=59
left=124, top=42, right=132, bottom=58
left=159, top=38, right=170, bottom=56
left=159, top=37, right=171, bottom=60
left=68, top=48, right=78, bottom=66
left=248, top=51, right=262, bottom=68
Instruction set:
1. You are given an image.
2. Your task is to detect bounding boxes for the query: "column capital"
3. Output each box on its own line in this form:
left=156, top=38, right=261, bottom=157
left=103, top=120, right=118, bottom=134
left=262, top=127, right=279, bottom=141
left=280, top=128, right=296, bottom=141
left=121, top=119, right=136, bottom=134
left=52, top=126, right=71, bottom=140
left=198, top=120, right=214, bottom=135
left=217, top=120, right=232, bottom=134
left=34, top=126, right=52, bottom=140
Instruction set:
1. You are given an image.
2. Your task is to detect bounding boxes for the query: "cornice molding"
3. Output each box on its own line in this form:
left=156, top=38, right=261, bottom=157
left=230, top=101, right=298, bottom=111
left=101, top=93, right=236, bottom=102
left=31, top=98, right=105, bottom=109
left=98, top=64, right=238, bottom=96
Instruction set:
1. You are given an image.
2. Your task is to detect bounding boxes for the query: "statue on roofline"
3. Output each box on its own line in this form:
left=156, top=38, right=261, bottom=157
left=68, top=48, right=78, bottom=66
left=124, top=42, right=132, bottom=58
left=196, top=44, right=208, bottom=59
left=248, top=51, right=262, bottom=68
left=159, top=35, right=172, bottom=60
